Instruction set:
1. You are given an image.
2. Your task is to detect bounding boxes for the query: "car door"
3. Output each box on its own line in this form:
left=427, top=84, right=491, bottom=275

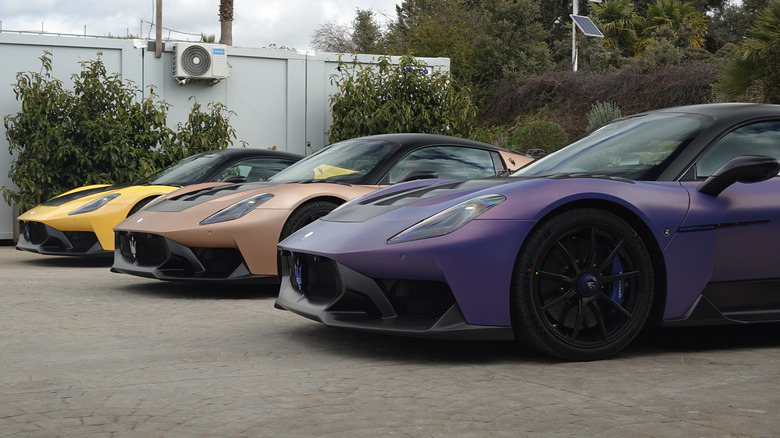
left=679, top=120, right=780, bottom=317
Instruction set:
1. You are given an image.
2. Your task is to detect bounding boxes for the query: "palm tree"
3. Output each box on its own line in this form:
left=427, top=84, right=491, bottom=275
left=640, top=0, right=708, bottom=50
left=592, top=0, right=644, bottom=56
left=219, top=0, right=233, bottom=46
left=714, top=0, right=780, bottom=103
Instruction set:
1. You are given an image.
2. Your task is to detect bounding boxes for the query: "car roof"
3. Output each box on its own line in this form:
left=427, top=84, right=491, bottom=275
left=195, top=148, right=303, bottom=160
left=349, top=133, right=520, bottom=153
left=648, top=103, right=780, bottom=122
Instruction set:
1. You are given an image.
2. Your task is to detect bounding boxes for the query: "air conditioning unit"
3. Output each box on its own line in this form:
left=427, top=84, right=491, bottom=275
left=172, top=42, right=230, bottom=83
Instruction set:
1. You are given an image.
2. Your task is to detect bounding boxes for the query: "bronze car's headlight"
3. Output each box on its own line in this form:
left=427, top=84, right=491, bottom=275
left=388, top=194, right=505, bottom=244
left=200, top=193, right=274, bottom=225
left=69, top=193, right=121, bottom=215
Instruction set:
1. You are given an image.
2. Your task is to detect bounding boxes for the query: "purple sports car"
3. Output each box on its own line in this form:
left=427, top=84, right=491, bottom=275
left=275, top=103, right=780, bottom=361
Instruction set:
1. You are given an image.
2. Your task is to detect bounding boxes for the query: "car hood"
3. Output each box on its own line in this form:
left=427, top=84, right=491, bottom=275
left=18, top=184, right=182, bottom=221
left=323, top=177, right=515, bottom=223
left=143, top=182, right=276, bottom=212
left=114, top=181, right=382, bottom=233
left=41, top=184, right=116, bottom=207
left=142, top=180, right=380, bottom=214
left=323, top=174, right=650, bottom=224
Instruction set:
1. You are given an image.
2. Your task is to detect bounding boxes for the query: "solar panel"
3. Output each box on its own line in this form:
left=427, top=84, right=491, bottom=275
left=571, top=15, right=604, bottom=38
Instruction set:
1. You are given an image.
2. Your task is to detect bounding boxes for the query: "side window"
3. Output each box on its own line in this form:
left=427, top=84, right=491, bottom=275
left=696, top=121, right=780, bottom=178
left=387, top=146, right=496, bottom=184
left=213, top=157, right=298, bottom=182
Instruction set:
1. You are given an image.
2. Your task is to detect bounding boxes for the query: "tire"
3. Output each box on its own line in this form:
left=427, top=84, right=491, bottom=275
left=511, top=208, right=654, bottom=361
left=280, top=201, right=339, bottom=240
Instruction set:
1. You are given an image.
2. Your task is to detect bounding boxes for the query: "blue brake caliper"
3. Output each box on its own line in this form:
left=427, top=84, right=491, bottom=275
left=608, top=253, right=625, bottom=310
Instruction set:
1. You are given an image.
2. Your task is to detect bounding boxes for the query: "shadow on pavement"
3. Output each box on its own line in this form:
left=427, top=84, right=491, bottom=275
left=116, top=279, right=280, bottom=300
left=280, top=317, right=780, bottom=364
left=15, top=253, right=114, bottom=268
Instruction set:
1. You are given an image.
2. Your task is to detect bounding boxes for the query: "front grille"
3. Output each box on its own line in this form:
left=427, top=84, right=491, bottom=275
left=63, top=231, right=98, bottom=252
left=288, top=252, right=456, bottom=321
left=22, top=222, right=48, bottom=245
left=118, top=232, right=168, bottom=265
left=379, top=279, right=456, bottom=320
left=192, top=247, right=243, bottom=277
left=290, top=253, right=343, bottom=300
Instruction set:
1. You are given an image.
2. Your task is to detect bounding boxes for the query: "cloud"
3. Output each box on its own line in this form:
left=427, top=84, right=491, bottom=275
left=0, top=0, right=400, bottom=50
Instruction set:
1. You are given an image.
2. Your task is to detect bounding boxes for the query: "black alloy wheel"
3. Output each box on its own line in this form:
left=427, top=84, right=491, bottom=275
left=512, top=208, right=654, bottom=361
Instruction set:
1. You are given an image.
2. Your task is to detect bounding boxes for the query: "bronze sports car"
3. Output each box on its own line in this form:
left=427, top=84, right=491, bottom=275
left=112, top=133, right=532, bottom=284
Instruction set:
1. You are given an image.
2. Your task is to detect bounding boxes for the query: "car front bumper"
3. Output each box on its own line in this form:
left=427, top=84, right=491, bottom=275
left=111, top=231, right=279, bottom=284
left=17, top=221, right=109, bottom=257
left=274, top=250, right=515, bottom=341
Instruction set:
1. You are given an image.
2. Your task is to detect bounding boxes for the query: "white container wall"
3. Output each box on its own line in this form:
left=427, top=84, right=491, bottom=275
left=0, top=33, right=449, bottom=240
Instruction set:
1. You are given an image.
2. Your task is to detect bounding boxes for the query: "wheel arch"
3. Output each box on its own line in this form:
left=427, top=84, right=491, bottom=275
left=522, top=198, right=668, bottom=327
left=278, top=196, right=348, bottom=240
left=276, top=196, right=349, bottom=277
left=127, top=195, right=162, bottom=217
left=296, top=195, right=348, bottom=208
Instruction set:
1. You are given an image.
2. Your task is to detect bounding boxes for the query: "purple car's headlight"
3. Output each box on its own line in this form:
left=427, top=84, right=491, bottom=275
left=388, top=194, right=505, bottom=244
left=200, top=193, right=274, bottom=225
left=69, top=193, right=121, bottom=215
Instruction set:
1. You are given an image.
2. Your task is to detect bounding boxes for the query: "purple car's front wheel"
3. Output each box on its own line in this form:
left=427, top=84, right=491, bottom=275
left=512, top=208, right=654, bottom=361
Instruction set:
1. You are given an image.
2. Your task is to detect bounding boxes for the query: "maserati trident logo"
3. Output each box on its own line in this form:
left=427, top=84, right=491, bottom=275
left=577, top=273, right=599, bottom=296
left=293, top=256, right=304, bottom=292
left=127, top=235, right=138, bottom=260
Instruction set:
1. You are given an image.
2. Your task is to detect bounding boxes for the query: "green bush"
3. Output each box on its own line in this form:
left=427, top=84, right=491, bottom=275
left=510, top=120, right=569, bottom=155
left=586, top=101, right=623, bottom=133
left=327, top=55, right=477, bottom=143
left=3, top=51, right=238, bottom=211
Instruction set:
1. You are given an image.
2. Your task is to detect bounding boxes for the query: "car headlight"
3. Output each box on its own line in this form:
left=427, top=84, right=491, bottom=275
left=388, top=194, right=505, bottom=244
left=69, top=193, right=121, bottom=215
left=199, top=193, right=273, bottom=225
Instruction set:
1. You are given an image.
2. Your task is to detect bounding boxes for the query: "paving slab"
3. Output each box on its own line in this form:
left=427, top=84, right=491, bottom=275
left=1, top=245, right=779, bottom=437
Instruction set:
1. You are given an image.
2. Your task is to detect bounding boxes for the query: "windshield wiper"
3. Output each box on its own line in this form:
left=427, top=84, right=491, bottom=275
left=297, top=179, right=354, bottom=186
left=545, top=173, right=635, bottom=183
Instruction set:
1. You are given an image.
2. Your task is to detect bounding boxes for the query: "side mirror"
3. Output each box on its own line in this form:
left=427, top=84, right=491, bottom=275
left=397, top=169, right=438, bottom=183
left=697, top=155, right=780, bottom=197
left=222, top=175, right=247, bottom=183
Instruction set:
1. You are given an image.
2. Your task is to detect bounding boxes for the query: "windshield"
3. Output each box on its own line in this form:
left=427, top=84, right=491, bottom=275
left=514, top=113, right=713, bottom=180
left=268, top=139, right=395, bottom=183
left=137, top=153, right=227, bottom=186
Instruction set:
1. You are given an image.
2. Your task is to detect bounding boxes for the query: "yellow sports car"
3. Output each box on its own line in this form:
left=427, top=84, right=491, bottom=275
left=16, top=148, right=301, bottom=257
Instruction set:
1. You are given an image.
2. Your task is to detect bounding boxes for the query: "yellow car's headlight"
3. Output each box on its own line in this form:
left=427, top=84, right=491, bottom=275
left=69, top=193, right=121, bottom=215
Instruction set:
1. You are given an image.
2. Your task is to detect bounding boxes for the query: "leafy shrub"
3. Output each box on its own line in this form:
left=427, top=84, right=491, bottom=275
left=327, top=54, right=477, bottom=143
left=3, top=52, right=238, bottom=211
left=586, top=102, right=623, bottom=133
left=510, top=120, right=569, bottom=155
left=484, top=62, right=718, bottom=139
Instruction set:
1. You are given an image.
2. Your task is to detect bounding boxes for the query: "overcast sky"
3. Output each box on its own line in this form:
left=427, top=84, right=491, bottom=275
left=0, top=0, right=401, bottom=51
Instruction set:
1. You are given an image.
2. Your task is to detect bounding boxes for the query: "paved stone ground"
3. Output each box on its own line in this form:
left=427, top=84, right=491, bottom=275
left=1, top=244, right=779, bottom=437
